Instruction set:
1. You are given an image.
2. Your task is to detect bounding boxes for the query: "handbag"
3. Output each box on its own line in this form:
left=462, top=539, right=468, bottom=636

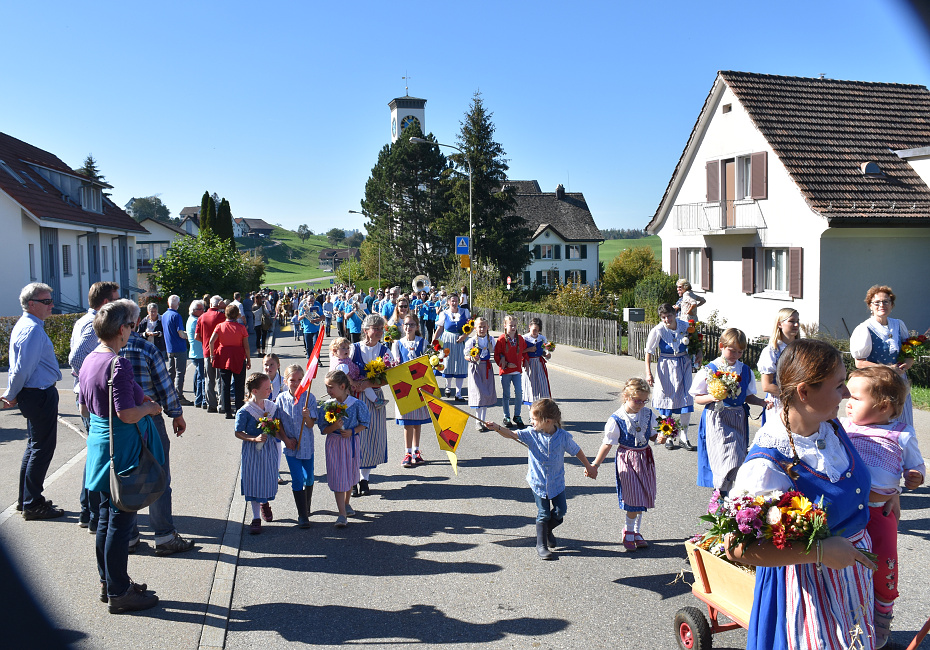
left=261, top=307, right=273, bottom=331
left=106, top=356, right=167, bottom=512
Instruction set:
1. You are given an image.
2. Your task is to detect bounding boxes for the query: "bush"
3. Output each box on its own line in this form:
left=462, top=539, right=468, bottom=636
left=633, top=271, right=678, bottom=322
left=543, top=280, right=607, bottom=318
left=0, top=312, right=82, bottom=368
left=602, top=246, right=660, bottom=294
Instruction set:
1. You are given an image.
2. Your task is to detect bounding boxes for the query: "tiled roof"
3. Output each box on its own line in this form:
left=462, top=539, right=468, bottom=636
left=137, top=217, right=193, bottom=238
left=179, top=206, right=200, bottom=217
left=240, top=218, right=274, bottom=230
left=507, top=181, right=602, bottom=241
left=0, top=131, right=146, bottom=233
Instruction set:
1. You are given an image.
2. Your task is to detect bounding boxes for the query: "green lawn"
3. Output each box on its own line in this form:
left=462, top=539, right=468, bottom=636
left=599, top=235, right=661, bottom=265
left=239, top=228, right=337, bottom=285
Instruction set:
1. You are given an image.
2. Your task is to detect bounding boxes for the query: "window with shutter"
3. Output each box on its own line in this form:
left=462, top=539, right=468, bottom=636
left=741, top=247, right=755, bottom=294
left=533, top=245, right=540, bottom=260
left=706, top=160, right=720, bottom=202
left=580, top=245, right=587, bottom=259
left=523, top=271, right=530, bottom=286
left=564, top=270, right=570, bottom=284
left=554, top=244, right=561, bottom=260
left=581, top=270, right=587, bottom=284
left=536, top=270, right=542, bottom=285
left=701, top=248, right=712, bottom=291
left=788, top=247, right=803, bottom=298
left=750, top=152, right=767, bottom=200
left=669, top=247, right=679, bottom=276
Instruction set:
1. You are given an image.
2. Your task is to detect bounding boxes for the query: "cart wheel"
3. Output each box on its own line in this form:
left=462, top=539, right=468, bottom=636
left=674, top=607, right=712, bottom=650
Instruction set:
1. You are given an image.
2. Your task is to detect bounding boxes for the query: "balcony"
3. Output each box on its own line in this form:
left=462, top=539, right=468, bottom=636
left=672, top=200, right=766, bottom=235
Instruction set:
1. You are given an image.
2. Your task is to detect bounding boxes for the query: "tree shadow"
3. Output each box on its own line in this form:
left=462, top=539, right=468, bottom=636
left=227, top=602, right=569, bottom=645
left=613, top=571, right=693, bottom=600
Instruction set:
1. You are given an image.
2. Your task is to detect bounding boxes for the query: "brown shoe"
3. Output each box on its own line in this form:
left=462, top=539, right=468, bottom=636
left=107, top=586, right=159, bottom=614
left=100, top=579, right=147, bottom=604
left=260, top=502, right=273, bottom=522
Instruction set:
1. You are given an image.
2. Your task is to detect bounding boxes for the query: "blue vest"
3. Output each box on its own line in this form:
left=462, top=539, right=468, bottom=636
left=866, top=327, right=898, bottom=365
left=351, top=342, right=389, bottom=375
left=395, top=337, right=424, bottom=363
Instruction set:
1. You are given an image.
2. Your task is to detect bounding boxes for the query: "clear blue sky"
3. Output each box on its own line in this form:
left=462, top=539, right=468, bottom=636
left=3, top=0, right=929, bottom=235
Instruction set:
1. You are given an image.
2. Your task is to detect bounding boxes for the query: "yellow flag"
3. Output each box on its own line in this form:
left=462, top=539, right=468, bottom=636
left=385, top=355, right=440, bottom=416
left=419, top=388, right=470, bottom=474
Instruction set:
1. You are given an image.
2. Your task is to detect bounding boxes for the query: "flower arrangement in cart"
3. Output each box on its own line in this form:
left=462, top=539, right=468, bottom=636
left=683, top=319, right=703, bottom=368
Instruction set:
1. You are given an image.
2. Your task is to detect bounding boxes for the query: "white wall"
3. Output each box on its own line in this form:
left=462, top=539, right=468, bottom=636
left=523, top=230, right=599, bottom=287
left=1, top=195, right=33, bottom=314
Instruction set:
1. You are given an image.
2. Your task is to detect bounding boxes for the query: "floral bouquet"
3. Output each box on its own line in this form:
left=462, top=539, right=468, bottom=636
left=468, top=346, right=480, bottom=360
left=685, top=320, right=704, bottom=368
left=317, top=399, right=348, bottom=425
left=383, top=324, right=401, bottom=345
left=898, top=333, right=929, bottom=362
left=364, top=356, right=393, bottom=386
left=427, top=340, right=449, bottom=373
left=462, top=319, right=475, bottom=336
left=655, top=415, right=681, bottom=444
left=255, top=415, right=281, bottom=451
left=543, top=341, right=556, bottom=353
left=708, top=370, right=741, bottom=409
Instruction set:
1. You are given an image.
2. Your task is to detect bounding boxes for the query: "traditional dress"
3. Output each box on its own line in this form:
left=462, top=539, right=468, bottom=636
left=521, top=333, right=551, bottom=406
left=850, top=317, right=914, bottom=427
left=645, top=320, right=694, bottom=415
left=603, top=407, right=657, bottom=512
left=734, top=419, right=873, bottom=650
left=693, top=358, right=755, bottom=491
left=392, top=337, right=430, bottom=425
left=757, top=341, right=786, bottom=426
left=464, top=335, right=497, bottom=408
left=351, top=341, right=392, bottom=469
left=236, top=399, right=283, bottom=502
left=437, top=308, right=470, bottom=379
left=321, top=396, right=369, bottom=492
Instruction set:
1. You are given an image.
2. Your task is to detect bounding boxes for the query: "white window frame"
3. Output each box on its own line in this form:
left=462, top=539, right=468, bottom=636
left=762, top=247, right=789, bottom=294
left=29, top=244, right=36, bottom=280
left=540, top=244, right=553, bottom=260
left=737, top=155, right=752, bottom=200
left=566, top=269, right=582, bottom=284
left=62, top=244, right=72, bottom=276
left=102, top=245, right=108, bottom=272
left=682, top=248, right=702, bottom=288
left=81, top=186, right=102, bottom=213
left=567, top=245, right=582, bottom=260
left=540, top=269, right=558, bottom=286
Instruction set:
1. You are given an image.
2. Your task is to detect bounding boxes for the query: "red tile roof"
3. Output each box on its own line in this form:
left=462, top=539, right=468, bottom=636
left=0, top=131, right=146, bottom=233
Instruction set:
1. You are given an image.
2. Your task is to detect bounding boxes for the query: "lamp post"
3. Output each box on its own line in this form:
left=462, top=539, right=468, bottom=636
left=410, top=137, right=472, bottom=309
left=348, top=210, right=376, bottom=289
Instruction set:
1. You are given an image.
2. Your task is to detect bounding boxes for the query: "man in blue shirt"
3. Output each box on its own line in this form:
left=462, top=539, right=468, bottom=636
left=299, top=295, right=323, bottom=357
left=1, top=283, right=64, bottom=520
left=363, top=287, right=377, bottom=314
left=162, top=295, right=191, bottom=406
left=380, top=287, right=397, bottom=320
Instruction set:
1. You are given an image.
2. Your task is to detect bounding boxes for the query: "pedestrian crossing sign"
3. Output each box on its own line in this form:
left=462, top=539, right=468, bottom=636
left=455, top=236, right=469, bottom=254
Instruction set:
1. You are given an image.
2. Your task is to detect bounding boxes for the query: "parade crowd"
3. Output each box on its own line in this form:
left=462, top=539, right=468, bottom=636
left=2, top=276, right=926, bottom=649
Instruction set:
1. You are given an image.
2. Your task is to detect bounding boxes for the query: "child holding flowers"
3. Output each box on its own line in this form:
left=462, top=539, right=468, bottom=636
left=691, top=328, right=767, bottom=495
left=275, top=364, right=318, bottom=528
left=493, top=315, right=528, bottom=427
left=758, top=309, right=800, bottom=425
left=522, top=317, right=552, bottom=407
left=591, top=378, right=657, bottom=552
left=488, top=398, right=598, bottom=560
left=330, top=337, right=386, bottom=408
left=391, top=313, right=430, bottom=468
left=235, top=372, right=283, bottom=535
left=644, top=303, right=695, bottom=450
left=464, top=316, right=496, bottom=432
left=841, top=366, right=925, bottom=647
left=320, top=370, right=370, bottom=528
left=726, top=339, right=877, bottom=650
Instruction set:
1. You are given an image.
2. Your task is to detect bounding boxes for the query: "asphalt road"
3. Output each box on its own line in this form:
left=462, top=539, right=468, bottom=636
left=0, top=327, right=928, bottom=649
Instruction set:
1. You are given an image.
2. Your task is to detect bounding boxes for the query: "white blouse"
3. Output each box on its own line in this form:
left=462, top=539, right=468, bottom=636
left=849, top=317, right=908, bottom=360
left=644, top=320, right=689, bottom=356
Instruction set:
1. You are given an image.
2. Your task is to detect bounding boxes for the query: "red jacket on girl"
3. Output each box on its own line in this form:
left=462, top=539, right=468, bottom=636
left=493, top=335, right=528, bottom=375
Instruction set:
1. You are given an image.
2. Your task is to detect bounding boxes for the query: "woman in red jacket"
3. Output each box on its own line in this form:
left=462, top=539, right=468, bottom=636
left=493, top=315, right=528, bottom=427
left=208, top=304, right=252, bottom=418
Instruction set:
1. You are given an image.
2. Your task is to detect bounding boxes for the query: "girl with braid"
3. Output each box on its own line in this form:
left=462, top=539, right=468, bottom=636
left=726, top=339, right=877, bottom=650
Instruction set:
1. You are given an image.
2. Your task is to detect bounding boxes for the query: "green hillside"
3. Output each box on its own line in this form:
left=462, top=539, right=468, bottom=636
left=599, top=235, right=661, bottom=264
left=238, top=227, right=335, bottom=286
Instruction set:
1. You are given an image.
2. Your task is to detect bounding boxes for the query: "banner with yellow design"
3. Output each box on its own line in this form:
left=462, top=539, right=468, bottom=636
left=384, top=355, right=440, bottom=416
left=419, top=388, right=470, bottom=475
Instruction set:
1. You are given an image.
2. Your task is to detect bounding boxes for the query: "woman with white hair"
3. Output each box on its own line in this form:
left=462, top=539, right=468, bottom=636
left=673, top=279, right=705, bottom=322
left=138, top=303, right=166, bottom=359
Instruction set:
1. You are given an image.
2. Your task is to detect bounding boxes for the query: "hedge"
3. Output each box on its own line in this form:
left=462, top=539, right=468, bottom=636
left=0, top=313, right=83, bottom=368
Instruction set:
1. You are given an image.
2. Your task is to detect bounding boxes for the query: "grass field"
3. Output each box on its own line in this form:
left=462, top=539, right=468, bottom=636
left=599, top=235, right=661, bottom=265
left=239, top=228, right=336, bottom=285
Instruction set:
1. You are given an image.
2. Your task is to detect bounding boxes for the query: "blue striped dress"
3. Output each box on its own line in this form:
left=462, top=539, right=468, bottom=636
left=236, top=399, right=283, bottom=501
left=351, top=342, right=392, bottom=469
left=321, top=397, right=370, bottom=491
left=645, top=320, right=694, bottom=415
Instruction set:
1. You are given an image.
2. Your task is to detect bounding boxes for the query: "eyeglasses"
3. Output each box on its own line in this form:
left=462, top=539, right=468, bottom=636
left=398, top=304, right=409, bottom=308
left=30, top=298, right=54, bottom=305
left=871, top=300, right=891, bottom=306
left=403, top=323, right=416, bottom=327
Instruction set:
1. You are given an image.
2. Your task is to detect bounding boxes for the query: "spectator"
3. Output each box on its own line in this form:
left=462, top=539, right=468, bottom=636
left=162, top=295, right=191, bottom=405
left=195, top=296, right=227, bottom=413
left=209, top=304, right=252, bottom=419
left=138, top=303, right=166, bottom=359
left=186, top=300, right=207, bottom=409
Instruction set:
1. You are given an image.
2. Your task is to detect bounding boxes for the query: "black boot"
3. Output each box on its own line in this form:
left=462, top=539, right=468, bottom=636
left=547, top=517, right=563, bottom=548
left=304, top=485, right=314, bottom=519
left=292, top=490, right=310, bottom=528
left=535, top=522, right=553, bottom=560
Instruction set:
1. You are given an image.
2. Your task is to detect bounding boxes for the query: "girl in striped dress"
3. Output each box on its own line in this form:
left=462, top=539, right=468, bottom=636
left=464, top=317, right=496, bottom=431
left=591, top=378, right=657, bottom=552
left=758, top=309, right=800, bottom=425
left=235, top=372, right=283, bottom=535
left=275, top=364, right=318, bottom=529
left=691, top=328, right=767, bottom=495
left=432, top=292, right=470, bottom=401
left=350, top=314, right=393, bottom=496
left=522, top=317, right=552, bottom=406
left=644, top=303, right=695, bottom=450
left=727, top=339, right=876, bottom=650
left=320, top=370, right=369, bottom=528
left=392, top=313, right=431, bottom=468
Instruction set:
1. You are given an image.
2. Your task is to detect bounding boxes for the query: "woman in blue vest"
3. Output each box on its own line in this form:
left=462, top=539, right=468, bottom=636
left=850, top=284, right=915, bottom=427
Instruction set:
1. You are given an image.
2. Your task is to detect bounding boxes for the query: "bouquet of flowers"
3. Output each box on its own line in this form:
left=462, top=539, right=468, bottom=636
left=468, top=346, right=480, bottom=359
left=317, top=399, right=348, bottom=425
left=898, top=333, right=930, bottom=362
left=255, top=415, right=281, bottom=451
left=684, top=320, right=704, bottom=368
left=427, top=340, right=449, bottom=373
left=655, top=415, right=681, bottom=444
left=708, top=370, right=741, bottom=404
left=364, top=356, right=393, bottom=386
left=382, top=324, right=402, bottom=345
left=462, top=319, right=475, bottom=336
left=543, top=341, right=556, bottom=353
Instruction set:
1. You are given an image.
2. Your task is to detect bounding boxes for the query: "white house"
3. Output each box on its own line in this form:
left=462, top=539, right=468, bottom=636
left=178, top=206, right=200, bottom=236
left=647, top=71, right=930, bottom=338
left=135, top=217, right=195, bottom=293
left=511, top=181, right=602, bottom=287
left=0, top=131, right=147, bottom=313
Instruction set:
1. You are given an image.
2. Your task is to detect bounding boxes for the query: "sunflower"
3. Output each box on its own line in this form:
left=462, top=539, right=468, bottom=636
left=325, top=411, right=338, bottom=423
left=469, top=347, right=479, bottom=358
left=462, top=323, right=473, bottom=335
left=658, top=421, right=674, bottom=435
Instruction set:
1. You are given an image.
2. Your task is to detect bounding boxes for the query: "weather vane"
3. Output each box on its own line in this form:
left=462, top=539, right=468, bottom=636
left=403, top=72, right=411, bottom=95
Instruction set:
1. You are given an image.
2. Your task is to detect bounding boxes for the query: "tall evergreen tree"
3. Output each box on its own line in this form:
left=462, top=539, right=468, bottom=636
left=360, top=122, right=452, bottom=284
left=199, top=191, right=213, bottom=234
left=74, top=154, right=106, bottom=183
left=445, top=91, right=531, bottom=282
left=216, top=198, right=235, bottom=249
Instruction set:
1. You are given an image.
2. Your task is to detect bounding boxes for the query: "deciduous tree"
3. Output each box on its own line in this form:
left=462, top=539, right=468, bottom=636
left=297, top=224, right=312, bottom=242
left=130, top=196, right=171, bottom=223
left=150, top=231, right=264, bottom=300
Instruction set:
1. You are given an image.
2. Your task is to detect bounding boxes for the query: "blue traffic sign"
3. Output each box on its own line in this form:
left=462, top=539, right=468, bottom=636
left=455, top=236, right=469, bottom=254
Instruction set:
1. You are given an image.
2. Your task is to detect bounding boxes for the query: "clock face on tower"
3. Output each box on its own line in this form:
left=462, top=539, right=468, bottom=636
left=392, top=118, right=397, bottom=137
left=401, top=115, right=421, bottom=131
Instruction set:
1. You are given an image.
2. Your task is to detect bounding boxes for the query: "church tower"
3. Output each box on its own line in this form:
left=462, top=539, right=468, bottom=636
left=389, top=95, right=426, bottom=143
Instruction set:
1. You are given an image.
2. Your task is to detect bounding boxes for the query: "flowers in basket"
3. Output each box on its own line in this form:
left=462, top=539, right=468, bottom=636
left=317, top=399, right=348, bottom=424
left=383, top=324, right=401, bottom=345
left=898, top=333, right=929, bottom=362
left=364, top=356, right=393, bottom=386
left=655, top=415, right=681, bottom=444
left=462, top=319, right=475, bottom=336
left=708, top=370, right=741, bottom=402
left=255, top=415, right=281, bottom=451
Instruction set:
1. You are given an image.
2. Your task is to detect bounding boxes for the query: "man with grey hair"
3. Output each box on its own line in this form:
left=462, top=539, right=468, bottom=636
left=1, top=283, right=64, bottom=520
left=195, top=295, right=227, bottom=412
left=162, top=294, right=191, bottom=405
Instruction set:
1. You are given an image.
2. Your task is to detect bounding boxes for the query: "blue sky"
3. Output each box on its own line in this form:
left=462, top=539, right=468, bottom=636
left=2, top=1, right=929, bottom=234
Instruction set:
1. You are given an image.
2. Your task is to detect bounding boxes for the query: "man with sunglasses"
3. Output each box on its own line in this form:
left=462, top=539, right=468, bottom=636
left=1, top=283, right=64, bottom=520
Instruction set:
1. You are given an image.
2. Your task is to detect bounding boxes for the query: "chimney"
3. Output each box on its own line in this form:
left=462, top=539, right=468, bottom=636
left=555, top=184, right=565, bottom=200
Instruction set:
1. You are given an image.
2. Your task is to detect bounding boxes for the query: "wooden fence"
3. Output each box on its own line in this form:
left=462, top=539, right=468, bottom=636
left=627, top=321, right=767, bottom=367
left=476, top=309, right=620, bottom=355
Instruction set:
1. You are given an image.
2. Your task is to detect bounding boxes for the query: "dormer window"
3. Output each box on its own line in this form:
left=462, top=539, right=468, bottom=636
left=81, top=185, right=103, bottom=213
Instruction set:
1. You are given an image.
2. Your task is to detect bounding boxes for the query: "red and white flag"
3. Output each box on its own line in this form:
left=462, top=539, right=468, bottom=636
left=295, top=333, right=325, bottom=402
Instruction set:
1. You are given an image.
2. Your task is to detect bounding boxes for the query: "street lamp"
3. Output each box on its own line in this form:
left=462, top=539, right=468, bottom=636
left=348, top=210, right=376, bottom=289
left=410, top=136, right=473, bottom=309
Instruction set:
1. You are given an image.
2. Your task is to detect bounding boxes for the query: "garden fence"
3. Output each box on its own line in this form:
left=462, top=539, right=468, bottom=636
left=477, top=308, right=620, bottom=356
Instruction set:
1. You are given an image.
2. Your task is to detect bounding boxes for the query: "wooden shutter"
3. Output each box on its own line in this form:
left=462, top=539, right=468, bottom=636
left=536, top=270, right=542, bottom=285
left=523, top=271, right=530, bottom=286
left=669, top=247, right=679, bottom=276
left=706, top=160, right=720, bottom=202
left=581, top=270, right=587, bottom=284
left=564, top=270, right=570, bottom=284
left=788, top=247, right=803, bottom=298
left=750, top=152, right=767, bottom=199
left=554, top=244, right=561, bottom=260
left=741, top=247, right=756, bottom=294
left=701, top=247, right=712, bottom=291
left=581, top=244, right=587, bottom=259
left=533, top=245, right=540, bottom=260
